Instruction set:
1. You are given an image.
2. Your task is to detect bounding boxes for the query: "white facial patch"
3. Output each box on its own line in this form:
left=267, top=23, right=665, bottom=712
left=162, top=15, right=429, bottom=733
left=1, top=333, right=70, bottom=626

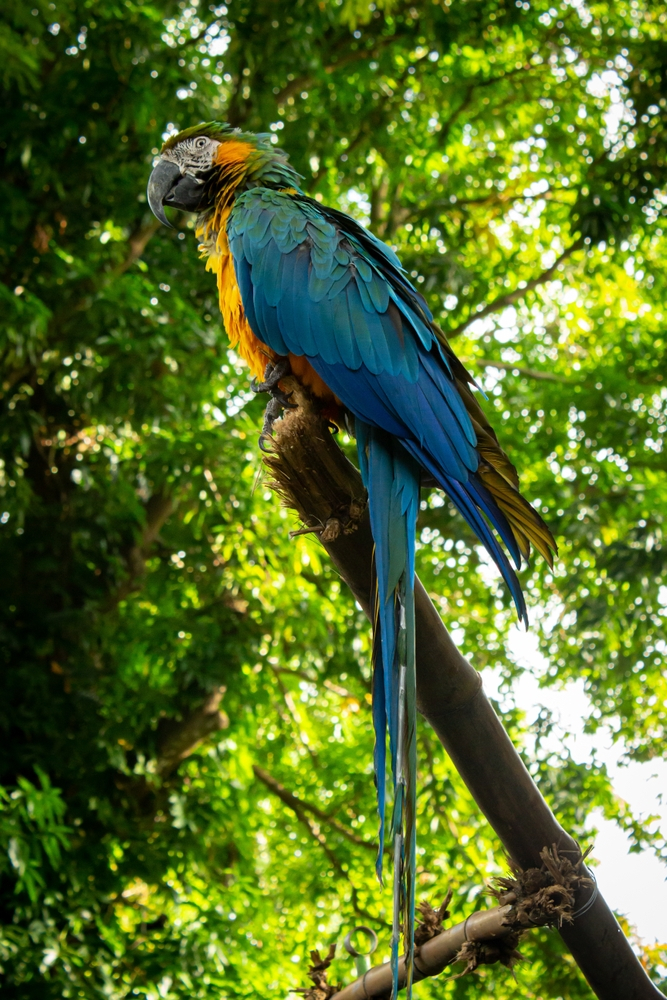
left=162, top=135, right=221, bottom=176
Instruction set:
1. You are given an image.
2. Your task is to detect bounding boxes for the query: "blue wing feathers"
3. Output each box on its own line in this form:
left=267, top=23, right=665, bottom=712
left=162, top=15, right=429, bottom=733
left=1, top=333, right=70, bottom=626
left=355, top=256, right=373, bottom=283
left=251, top=237, right=278, bottom=297
left=308, top=269, right=333, bottom=302
left=367, top=272, right=391, bottom=313
left=345, top=281, right=382, bottom=374
left=276, top=248, right=317, bottom=356
left=310, top=295, right=344, bottom=367
left=372, top=640, right=388, bottom=882
left=289, top=249, right=320, bottom=355
left=358, top=290, right=397, bottom=374
left=261, top=241, right=287, bottom=308
left=356, top=272, right=376, bottom=314
left=327, top=269, right=353, bottom=301
left=331, top=289, right=362, bottom=369
left=329, top=261, right=349, bottom=283
left=234, top=255, right=260, bottom=334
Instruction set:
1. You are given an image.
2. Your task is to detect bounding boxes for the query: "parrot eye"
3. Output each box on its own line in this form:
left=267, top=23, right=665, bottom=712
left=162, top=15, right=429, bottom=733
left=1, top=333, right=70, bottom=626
left=195, top=137, right=208, bottom=149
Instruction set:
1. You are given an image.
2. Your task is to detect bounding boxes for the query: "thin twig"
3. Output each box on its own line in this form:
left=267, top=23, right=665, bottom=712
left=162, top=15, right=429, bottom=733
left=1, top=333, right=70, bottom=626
left=253, top=765, right=378, bottom=853
left=472, top=359, right=572, bottom=383
left=254, top=765, right=383, bottom=925
left=269, top=664, right=321, bottom=766
left=446, top=237, right=585, bottom=339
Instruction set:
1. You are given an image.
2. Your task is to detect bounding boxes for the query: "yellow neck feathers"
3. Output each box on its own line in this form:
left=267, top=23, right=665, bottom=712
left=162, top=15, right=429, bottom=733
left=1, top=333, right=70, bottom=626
left=197, top=207, right=275, bottom=381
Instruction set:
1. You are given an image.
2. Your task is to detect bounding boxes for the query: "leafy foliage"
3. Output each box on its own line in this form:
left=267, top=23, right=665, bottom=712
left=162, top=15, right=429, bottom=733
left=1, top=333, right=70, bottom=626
left=0, top=0, right=666, bottom=997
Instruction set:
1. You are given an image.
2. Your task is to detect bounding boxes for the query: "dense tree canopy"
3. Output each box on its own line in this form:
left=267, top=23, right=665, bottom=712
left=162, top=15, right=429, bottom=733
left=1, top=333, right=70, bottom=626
left=1, top=0, right=666, bottom=996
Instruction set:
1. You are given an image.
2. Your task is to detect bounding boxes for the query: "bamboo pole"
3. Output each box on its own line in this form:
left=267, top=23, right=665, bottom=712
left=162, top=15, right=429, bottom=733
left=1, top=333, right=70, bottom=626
left=263, top=384, right=662, bottom=1000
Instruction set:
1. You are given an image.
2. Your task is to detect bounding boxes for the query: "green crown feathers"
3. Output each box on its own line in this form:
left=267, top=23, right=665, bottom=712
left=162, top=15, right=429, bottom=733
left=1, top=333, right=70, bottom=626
left=161, top=121, right=273, bottom=153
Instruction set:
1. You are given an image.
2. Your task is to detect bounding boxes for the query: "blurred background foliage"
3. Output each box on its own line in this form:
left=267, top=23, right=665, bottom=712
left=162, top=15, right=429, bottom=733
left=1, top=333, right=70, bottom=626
left=0, top=0, right=666, bottom=996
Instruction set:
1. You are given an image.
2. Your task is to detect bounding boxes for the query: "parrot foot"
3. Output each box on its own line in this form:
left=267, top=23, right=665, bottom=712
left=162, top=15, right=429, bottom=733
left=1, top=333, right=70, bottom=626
left=252, top=356, right=293, bottom=407
left=259, top=398, right=284, bottom=452
left=254, top=357, right=297, bottom=451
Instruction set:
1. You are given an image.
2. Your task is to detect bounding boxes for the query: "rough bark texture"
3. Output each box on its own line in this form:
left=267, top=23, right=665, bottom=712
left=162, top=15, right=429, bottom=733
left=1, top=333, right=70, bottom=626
left=263, top=386, right=662, bottom=1000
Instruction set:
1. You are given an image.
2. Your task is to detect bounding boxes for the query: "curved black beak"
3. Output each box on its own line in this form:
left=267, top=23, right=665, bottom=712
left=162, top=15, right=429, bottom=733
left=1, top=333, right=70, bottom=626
left=147, top=159, right=181, bottom=228
left=148, top=159, right=211, bottom=227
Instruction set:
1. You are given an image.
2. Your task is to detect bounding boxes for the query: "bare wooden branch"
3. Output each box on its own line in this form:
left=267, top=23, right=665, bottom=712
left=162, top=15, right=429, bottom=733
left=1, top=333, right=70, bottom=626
left=331, top=901, right=519, bottom=999
left=262, top=389, right=662, bottom=1000
left=446, top=237, right=585, bottom=340
left=115, top=219, right=162, bottom=277
left=156, top=686, right=228, bottom=776
left=472, top=358, right=573, bottom=383
left=253, top=765, right=378, bottom=853
left=111, top=491, right=176, bottom=605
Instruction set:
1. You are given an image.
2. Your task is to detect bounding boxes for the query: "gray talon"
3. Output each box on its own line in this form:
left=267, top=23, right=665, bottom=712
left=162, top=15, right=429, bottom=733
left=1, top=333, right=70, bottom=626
left=253, top=356, right=296, bottom=450
left=259, top=397, right=284, bottom=451
left=252, top=356, right=292, bottom=394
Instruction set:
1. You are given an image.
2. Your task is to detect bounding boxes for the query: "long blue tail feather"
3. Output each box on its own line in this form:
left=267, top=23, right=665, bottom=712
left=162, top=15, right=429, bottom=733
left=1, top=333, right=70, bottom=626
left=370, top=565, right=387, bottom=884
left=357, top=421, right=419, bottom=998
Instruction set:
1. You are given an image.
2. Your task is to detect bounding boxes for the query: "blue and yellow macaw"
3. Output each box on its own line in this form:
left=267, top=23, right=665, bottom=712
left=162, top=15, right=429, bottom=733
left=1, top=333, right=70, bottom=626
left=148, top=123, right=556, bottom=992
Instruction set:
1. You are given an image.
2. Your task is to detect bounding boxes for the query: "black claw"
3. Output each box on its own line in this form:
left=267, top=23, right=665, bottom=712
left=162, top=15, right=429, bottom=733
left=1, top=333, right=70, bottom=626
left=252, top=382, right=294, bottom=409
left=274, top=389, right=297, bottom=409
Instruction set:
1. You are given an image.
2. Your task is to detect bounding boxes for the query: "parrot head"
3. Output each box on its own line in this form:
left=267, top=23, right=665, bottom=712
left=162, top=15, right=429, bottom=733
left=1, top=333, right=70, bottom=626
left=147, top=121, right=301, bottom=226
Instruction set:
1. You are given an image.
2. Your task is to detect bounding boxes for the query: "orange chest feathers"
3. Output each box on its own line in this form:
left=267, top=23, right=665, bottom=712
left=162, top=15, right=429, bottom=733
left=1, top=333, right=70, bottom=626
left=197, top=214, right=336, bottom=408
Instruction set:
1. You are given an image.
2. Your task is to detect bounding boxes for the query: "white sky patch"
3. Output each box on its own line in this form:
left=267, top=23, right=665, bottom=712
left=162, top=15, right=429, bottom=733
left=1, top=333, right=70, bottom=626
left=340, top=188, right=371, bottom=227
left=563, top=0, right=593, bottom=28
left=483, top=629, right=667, bottom=945
left=208, top=30, right=230, bottom=56
left=523, top=178, right=550, bottom=198
left=506, top=196, right=547, bottom=233
left=587, top=64, right=636, bottom=155
left=464, top=315, right=495, bottom=341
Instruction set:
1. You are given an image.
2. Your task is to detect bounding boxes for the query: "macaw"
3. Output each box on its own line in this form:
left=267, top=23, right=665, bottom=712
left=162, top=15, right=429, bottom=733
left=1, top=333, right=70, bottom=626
left=148, top=123, right=556, bottom=993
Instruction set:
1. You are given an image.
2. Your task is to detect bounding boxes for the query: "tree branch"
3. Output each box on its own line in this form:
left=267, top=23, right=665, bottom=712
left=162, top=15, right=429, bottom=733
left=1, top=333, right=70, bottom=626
left=437, top=84, right=475, bottom=147
left=156, top=686, right=229, bottom=777
left=111, top=491, right=176, bottom=605
left=446, top=237, right=585, bottom=339
left=272, top=666, right=365, bottom=701
left=253, top=765, right=378, bottom=853
left=254, top=762, right=382, bottom=925
left=472, top=358, right=573, bottom=383
left=117, top=688, right=229, bottom=811
left=268, top=664, right=321, bottom=766
left=113, top=219, right=162, bottom=278
left=331, top=845, right=592, bottom=998
left=329, top=900, right=518, bottom=998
